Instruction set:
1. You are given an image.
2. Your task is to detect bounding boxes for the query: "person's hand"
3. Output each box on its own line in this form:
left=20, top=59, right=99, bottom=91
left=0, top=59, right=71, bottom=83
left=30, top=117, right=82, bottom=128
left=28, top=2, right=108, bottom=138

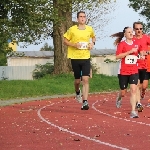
left=74, top=43, right=81, bottom=49
left=143, top=51, right=148, bottom=56
left=140, top=55, right=145, bottom=59
left=140, top=51, right=146, bottom=59
left=130, top=48, right=137, bottom=53
left=87, top=42, right=94, bottom=50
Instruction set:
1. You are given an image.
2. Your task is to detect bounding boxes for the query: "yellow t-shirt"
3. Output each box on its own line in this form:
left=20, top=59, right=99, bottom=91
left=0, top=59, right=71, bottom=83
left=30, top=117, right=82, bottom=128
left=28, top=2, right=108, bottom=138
left=64, top=25, right=95, bottom=59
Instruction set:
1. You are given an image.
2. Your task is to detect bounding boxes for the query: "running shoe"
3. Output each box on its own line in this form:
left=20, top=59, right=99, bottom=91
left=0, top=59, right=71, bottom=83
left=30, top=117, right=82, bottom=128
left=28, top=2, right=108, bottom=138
left=75, top=89, right=82, bottom=103
left=141, top=90, right=145, bottom=100
left=81, top=101, right=89, bottom=110
left=116, top=95, right=122, bottom=108
left=130, top=111, right=139, bottom=118
left=136, top=103, right=144, bottom=112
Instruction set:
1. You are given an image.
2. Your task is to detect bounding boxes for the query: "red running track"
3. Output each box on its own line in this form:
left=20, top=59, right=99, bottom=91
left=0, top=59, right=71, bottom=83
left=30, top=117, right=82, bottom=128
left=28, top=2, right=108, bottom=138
left=0, top=91, right=150, bottom=150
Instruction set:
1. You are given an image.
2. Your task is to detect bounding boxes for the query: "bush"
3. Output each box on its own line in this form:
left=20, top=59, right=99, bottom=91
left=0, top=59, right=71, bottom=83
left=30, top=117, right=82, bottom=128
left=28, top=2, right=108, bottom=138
left=32, top=63, right=54, bottom=79
left=90, top=57, right=98, bottom=74
left=104, top=58, right=117, bottom=63
left=91, top=62, right=98, bottom=74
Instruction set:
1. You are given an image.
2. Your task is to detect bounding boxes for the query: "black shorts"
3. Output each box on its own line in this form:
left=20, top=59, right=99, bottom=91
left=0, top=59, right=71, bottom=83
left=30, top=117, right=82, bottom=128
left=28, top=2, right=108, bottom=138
left=144, top=72, right=150, bottom=80
left=138, top=69, right=147, bottom=83
left=118, top=73, right=139, bottom=90
left=71, top=59, right=90, bottom=79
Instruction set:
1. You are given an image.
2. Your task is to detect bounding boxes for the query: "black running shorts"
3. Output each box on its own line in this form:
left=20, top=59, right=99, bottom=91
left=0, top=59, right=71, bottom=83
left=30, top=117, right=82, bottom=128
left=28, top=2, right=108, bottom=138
left=118, top=73, right=139, bottom=90
left=144, top=72, right=150, bottom=80
left=138, top=69, right=146, bottom=83
left=71, top=59, right=90, bottom=79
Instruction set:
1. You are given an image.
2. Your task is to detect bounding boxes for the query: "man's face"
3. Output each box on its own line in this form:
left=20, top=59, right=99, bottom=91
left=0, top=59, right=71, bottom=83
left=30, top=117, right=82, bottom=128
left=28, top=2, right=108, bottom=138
left=77, top=13, right=86, bottom=25
left=134, top=24, right=143, bottom=36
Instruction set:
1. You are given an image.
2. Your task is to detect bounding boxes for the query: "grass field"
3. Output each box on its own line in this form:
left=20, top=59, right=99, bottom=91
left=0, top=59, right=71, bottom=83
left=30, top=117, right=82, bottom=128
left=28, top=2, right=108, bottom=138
left=0, top=74, right=119, bottom=100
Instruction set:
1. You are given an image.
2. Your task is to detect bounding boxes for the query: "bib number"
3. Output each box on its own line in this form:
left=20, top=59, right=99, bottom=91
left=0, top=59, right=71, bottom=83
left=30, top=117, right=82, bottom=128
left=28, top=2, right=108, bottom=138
left=78, top=42, right=88, bottom=50
left=125, top=55, right=137, bottom=64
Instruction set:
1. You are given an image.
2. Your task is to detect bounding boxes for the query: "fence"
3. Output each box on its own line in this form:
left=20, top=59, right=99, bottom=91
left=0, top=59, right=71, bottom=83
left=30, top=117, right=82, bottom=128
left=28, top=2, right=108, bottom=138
left=0, top=63, right=119, bottom=80
left=96, top=62, right=119, bottom=76
left=0, top=66, right=35, bottom=80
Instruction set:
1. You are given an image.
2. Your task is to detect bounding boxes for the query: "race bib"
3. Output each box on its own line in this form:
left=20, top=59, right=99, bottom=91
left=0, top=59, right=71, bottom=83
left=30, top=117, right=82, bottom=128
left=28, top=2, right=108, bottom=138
left=125, top=55, right=138, bottom=64
left=78, top=42, right=89, bottom=49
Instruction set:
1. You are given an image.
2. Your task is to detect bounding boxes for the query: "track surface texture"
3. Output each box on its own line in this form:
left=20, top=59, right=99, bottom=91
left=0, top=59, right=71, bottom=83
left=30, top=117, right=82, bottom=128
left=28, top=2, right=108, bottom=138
left=0, top=91, right=150, bottom=150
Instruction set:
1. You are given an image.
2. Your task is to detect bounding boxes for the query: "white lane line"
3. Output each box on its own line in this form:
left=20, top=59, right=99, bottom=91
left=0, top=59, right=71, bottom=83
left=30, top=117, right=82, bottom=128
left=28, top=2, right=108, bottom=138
left=37, top=103, right=129, bottom=150
left=92, top=100, right=150, bottom=126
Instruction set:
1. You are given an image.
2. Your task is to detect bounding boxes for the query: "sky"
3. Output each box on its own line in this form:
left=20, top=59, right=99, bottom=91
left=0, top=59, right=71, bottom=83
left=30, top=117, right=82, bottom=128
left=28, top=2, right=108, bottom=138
left=17, top=0, right=147, bottom=51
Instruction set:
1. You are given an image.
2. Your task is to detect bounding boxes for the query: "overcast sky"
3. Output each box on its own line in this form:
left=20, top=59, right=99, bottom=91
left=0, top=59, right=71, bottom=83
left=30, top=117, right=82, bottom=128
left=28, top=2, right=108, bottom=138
left=17, top=0, right=147, bottom=51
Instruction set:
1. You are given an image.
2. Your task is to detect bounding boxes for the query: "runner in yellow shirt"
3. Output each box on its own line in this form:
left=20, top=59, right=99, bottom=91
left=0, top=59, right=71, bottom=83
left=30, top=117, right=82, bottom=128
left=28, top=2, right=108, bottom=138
left=64, top=11, right=96, bottom=110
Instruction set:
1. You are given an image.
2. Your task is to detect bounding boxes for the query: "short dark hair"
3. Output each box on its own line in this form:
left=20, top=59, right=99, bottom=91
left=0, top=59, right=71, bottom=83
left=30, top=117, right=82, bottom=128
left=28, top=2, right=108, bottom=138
left=133, top=21, right=143, bottom=29
left=77, top=11, right=86, bottom=18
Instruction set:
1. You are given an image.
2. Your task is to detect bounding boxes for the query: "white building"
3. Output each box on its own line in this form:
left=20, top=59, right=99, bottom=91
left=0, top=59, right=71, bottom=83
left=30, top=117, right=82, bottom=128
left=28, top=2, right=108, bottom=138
left=7, top=51, right=54, bottom=66
left=4, top=49, right=118, bottom=80
left=90, top=48, right=116, bottom=64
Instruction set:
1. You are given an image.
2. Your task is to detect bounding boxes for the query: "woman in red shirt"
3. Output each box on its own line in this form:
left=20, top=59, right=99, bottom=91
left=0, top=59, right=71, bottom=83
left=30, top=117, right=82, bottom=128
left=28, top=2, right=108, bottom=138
left=111, top=27, right=140, bottom=118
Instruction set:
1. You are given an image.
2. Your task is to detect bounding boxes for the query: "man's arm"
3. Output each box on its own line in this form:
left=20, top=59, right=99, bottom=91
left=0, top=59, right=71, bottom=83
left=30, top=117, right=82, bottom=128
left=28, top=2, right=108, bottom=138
left=64, top=38, right=81, bottom=49
left=64, top=37, right=76, bottom=47
left=63, top=28, right=78, bottom=48
left=92, top=36, right=96, bottom=45
left=88, top=36, right=96, bottom=50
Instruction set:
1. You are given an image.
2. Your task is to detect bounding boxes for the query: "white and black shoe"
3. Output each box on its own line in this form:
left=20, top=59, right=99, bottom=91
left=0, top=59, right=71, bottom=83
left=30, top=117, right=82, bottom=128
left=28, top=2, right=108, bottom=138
left=81, top=101, right=89, bottom=110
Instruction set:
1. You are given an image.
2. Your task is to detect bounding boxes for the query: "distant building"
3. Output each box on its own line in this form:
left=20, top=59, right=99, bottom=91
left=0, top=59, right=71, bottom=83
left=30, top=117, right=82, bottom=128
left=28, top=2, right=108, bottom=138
left=7, top=51, right=54, bottom=66
left=6, top=49, right=116, bottom=67
left=90, top=49, right=116, bottom=64
left=90, top=49, right=118, bottom=75
left=4, top=49, right=118, bottom=79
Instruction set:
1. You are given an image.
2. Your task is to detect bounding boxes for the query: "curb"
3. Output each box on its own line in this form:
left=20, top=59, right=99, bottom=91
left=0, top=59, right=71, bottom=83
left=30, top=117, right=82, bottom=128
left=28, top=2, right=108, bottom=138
left=0, top=91, right=119, bottom=107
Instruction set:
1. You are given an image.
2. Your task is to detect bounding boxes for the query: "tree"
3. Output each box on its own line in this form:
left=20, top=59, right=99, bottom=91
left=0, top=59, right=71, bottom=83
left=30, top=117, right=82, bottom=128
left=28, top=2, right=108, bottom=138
left=0, top=1, right=53, bottom=65
left=40, top=43, right=54, bottom=51
left=52, top=0, right=117, bottom=74
left=0, top=2, right=11, bottom=66
left=0, top=0, right=116, bottom=72
left=0, top=34, right=8, bottom=66
left=142, top=22, right=150, bottom=34
left=128, top=0, right=150, bottom=20
left=129, top=0, right=150, bottom=33
left=72, top=1, right=117, bottom=40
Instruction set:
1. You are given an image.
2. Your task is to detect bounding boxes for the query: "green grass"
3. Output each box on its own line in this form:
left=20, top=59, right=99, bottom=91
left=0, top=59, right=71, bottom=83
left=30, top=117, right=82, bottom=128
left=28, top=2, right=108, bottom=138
left=0, top=74, right=119, bottom=100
